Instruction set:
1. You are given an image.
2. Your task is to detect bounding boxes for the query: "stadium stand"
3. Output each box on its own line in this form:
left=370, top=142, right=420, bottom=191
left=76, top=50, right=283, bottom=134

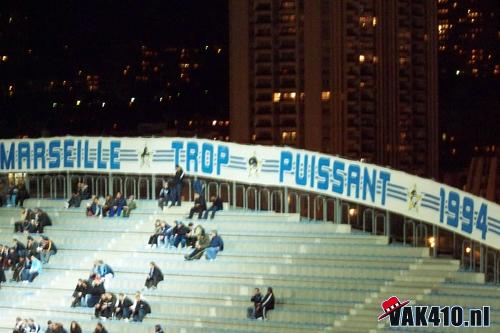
left=0, top=199, right=498, bottom=333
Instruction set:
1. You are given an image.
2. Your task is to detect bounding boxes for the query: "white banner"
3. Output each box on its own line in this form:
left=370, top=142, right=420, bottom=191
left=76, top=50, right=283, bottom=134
left=1, top=136, right=499, bottom=250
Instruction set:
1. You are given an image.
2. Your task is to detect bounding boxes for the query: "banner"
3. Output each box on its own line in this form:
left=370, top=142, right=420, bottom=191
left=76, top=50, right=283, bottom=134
left=1, top=136, right=499, bottom=250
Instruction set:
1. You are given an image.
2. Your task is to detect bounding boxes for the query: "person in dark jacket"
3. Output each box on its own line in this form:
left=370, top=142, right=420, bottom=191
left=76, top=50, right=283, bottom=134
left=14, top=208, right=34, bottom=233
left=169, top=221, right=189, bottom=249
left=34, top=208, right=52, bottom=233
left=16, top=182, right=29, bottom=207
left=114, top=293, right=133, bottom=319
left=154, top=324, right=164, bottom=333
left=109, top=192, right=126, bottom=217
left=131, top=292, right=151, bottom=322
left=260, top=287, right=275, bottom=320
left=187, top=193, right=207, bottom=219
left=71, top=279, right=88, bottom=307
left=145, top=262, right=164, bottom=289
left=192, top=179, right=205, bottom=196
left=94, top=292, right=117, bottom=319
left=84, top=278, right=105, bottom=307
left=102, top=195, right=115, bottom=217
left=171, top=165, right=185, bottom=206
left=26, top=236, right=40, bottom=260
left=13, top=238, right=27, bottom=257
left=50, top=322, right=68, bottom=333
left=248, top=288, right=263, bottom=319
left=205, top=230, right=224, bottom=261
left=67, top=183, right=82, bottom=208
left=202, top=196, right=223, bottom=219
left=93, top=323, right=108, bottom=333
left=69, top=321, right=82, bottom=333
left=157, top=182, right=171, bottom=210
left=39, top=236, right=57, bottom=264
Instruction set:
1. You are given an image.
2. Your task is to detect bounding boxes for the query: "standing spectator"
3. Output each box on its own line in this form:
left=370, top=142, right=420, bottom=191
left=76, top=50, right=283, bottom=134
left=157, top=182, right=171, bottom=210
left=109, top=192, right=126, bottom=217
left=130, top=292, right=151, bottom=322
left=144, top=262, right=164, bottom=289
left=67, top=183, right=82, bottom=208
left=187, top=193, right=206, bottom=219
left=16, top=182, right=29, bottom=207
left=114, top=293, right=133, bottom=320
left=154, top=324, right=164, bottom=333
left=261, top=287, right=275, bottom=320
left=122, top=195, right=137, bottom=217
left=93, top=323, right=108, bottom=333
left=39, top=236, right=57, bottom=264
left=172, top=165, right=185, bottom=206
left=203, top=196, right=224, bottom=219
left=205, top=230, right=224, bottom=261
left=8, top=183, right=18, bottom=207
left=248, top=288, right=263, bottom=319
left=21, top=254, right=42, bottom=283
left=69, top=321, right=82, bottom=333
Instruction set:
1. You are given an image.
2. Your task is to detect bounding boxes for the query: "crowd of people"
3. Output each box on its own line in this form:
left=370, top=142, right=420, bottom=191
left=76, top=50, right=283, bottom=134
left=13, top=318, right=109, bottom=333
left=0, top=235, right=57, bottom=285
left=13, top=208, right=52, bottom=234
left=83, top=193, right=137, bottom=218
left=248, top=287, right=275, bottom=320
left=0, top=181, right=29, bottom=208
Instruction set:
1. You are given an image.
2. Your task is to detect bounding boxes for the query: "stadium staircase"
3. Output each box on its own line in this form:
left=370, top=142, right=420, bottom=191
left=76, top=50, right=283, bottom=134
left=0, top=200, right=498, bottom=333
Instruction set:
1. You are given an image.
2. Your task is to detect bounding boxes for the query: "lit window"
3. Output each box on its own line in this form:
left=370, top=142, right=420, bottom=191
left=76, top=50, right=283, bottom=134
left=321, top=91, right=330, bottom=101
left=359, top=55, right=365, bottom=63
left=212, top=120, right=217, bottom=126
left=76, top=100, right=81, bottom=106
left=52, top=102, right=57, bottom=108
left=217, top=48, right=222, bottom=54
left=102, top=102, right=106, bottom=108
left=1, top=55, right=8, bottom=62
left=290, top=92, right=296, bottom=99
left=273, top=92, right=281, bottom=102
left=372, top=17, right=377, bottom=26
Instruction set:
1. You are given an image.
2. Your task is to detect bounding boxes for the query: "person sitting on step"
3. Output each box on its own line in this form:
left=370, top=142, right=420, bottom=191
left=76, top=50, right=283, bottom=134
left=67, top=183, right=83, bottom=208
left=187, top=193, right=206, bottom=219
left=87, top=196, right=102, bottom=217
left=84, top=276, right=106, bottom=307
left=202, top=196, right=224, bottom=219
left=129, top=292, right=151, bottom=322
left=260, top=287, right=275, bottom=320
left=108, top=192, right=126, bottom=217
left=25, top=236, right=40, bottom=260
left=94, top=292, right=117, bottom=319
left=71, top=279, right=88, bottom=307
left=102, top=195, right=115, bottom=217
left=147, top=220, right=163, bottom=248
left=205, top=230, right=224, bottom=261
left=92, top=260, right=114, bottom=290
left=93, top=323, right=108, bottom=333
left=21, top=254, right=42, bottom=283
left=169, top=221, right=190, bottom=249
left=38, top=236, right=57, bottom=264
left=248, top=288, right=263, bottom=319
left=184, top=227, right=210, bottom=261
left=13, top=208, right=35, bottom=233
left=157, top=182, right=171, bottom=210
left=122, top=195, right=137, bottom=217
left=69, top=321, right=82, bottom=333
left=144, top=262, right=164, bottom=289
left=33, top=208, right=52, bottom=233
left=114, top=293, right=133, bottom=320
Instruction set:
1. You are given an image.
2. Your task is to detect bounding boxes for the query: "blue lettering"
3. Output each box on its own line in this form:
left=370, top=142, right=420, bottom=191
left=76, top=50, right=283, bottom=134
left=295, top=153, right=308, bottom=186
left=97, top=140, right=106, bottom=169
left=362, top=168, right=376, bottom=202
left=63, top=140, right=74, bottom=168
left=33, top=141, right=46, bottom=169
left=347, top=164, right=361, bottom=198
left=379, top=171, right=391, bottom=205
left=279, top=151, right=293, bottom=183
left=201, top=143, right=213, bottom=174
left=76, top=140, right=82, bottom=168
left=186, top=142, right=198, bottom=172
left=0, top=143, right=15, bottom=170
left=110, top=141, right=121, bottom=170
left=18, top=142, right=31, bottom=169
left=48, top=140, right=60, bottom=169
left=172, top=141, right=184, bottom=167
left=84, top=140, right=94, bottom=168
left=332, top=160, right=345, bottom=194
left=309, top=155, right=316, bottom=188
left=216, top=145, right=229, bottom=175
left=317, top=157, right=330, bottom=190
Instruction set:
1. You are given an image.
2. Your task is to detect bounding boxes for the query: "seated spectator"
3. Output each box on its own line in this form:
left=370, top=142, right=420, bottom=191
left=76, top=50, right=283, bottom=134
left=247, top=288, right=262, bottom=319
left=13, top=317, right=24, bottom=333
left=114, top=293, right=133, bottom=320
left=11, top=254, right=25, bottom=282
left=145, top=261, right=164, bottom=290
left=94, top=292, right=117, bottom=319
left=86, top=196, right=102, bottom=217
left=14, top=208, right=35, bottom=233
left=84, top=278, right=105, bottom=307
left=38, top=236, right=57, bottom=264
left=21, top=254, right=42, bottom=283
left=49, top=322, right=68, bottom=333
left=184, top=228, right=210, bottom=261
left=156, top=222, right=173, bottom=248
left=261, top=287, right=275, bottom=320
left=122, top=195, right=137, bottom=217
left=154, top=325, right=164, bottom=333
left=169, top=221, right=189, bottom=249
left=69, top=321, right=82, bottom=333
left=187, top=193, right=206, bottom=219
left=24, top=318, right=40, bottom=333
left=25, top=236, right=40, bottom=260
left=71, top=279, right=88, bottom=307
left=157, top=182, right=171, bottom=211
left=130, top=292, right=151, bottom=322
left=186, top=223, right=196, bottom=248
left=203, top=196, right=224, bottom=219
left=93, top=323, right=108, bottom=333
left=102, top=195, right=115, bottom=217
left=108, top=192, right=126, bottom=217
left=205, top=230, right=224, bottom=261
left=0, top=249, right=5, bottom=287
left=13, top=238, right=27, bottom=257
left=92, top=260, right=114, bottom=290
left=80, top=182, right=91, bottom=200
left=33, top=208, right=52, bottom=233
left=147, top=220, right=163, bottom=248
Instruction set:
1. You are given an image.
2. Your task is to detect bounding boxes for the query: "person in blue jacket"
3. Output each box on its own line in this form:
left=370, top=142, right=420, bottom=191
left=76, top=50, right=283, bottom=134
left=205, top=230, right=224, bottom=261
left=108, top=192, right=126, bottom=217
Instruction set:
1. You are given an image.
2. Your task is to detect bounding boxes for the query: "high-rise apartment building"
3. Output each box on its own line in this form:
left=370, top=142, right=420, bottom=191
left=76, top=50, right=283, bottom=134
left=230, top=0, right=438, bottom=177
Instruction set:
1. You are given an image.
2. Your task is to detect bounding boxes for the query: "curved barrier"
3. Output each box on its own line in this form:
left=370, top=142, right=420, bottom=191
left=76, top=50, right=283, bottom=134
left=1, top=136, right=499, bottom=281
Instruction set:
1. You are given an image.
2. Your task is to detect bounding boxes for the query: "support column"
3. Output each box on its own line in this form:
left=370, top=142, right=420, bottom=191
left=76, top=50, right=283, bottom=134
left=284, top=187, right=289, bottom=214
left=108, top=173, right=113, bottom=195
left=151, top=175, right=156, bottom=199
